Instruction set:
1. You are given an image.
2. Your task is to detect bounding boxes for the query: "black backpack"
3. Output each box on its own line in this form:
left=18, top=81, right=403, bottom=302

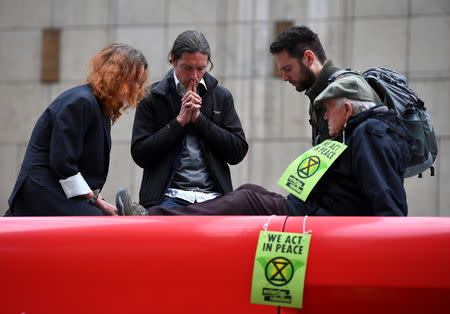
left=329, top=67, right=438, bottom=178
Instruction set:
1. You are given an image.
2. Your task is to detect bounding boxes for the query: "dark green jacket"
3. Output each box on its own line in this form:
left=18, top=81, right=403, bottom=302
left=305, top=60, right=341, bottom=145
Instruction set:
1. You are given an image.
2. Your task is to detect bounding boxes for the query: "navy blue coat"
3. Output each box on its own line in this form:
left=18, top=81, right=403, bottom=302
left=9, top=84, right=111, bottom=216
left=287, top=107, right=415, bottom=216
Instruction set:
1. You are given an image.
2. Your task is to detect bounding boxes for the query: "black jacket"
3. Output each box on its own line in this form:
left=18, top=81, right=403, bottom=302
left=131, top=70, right=248, bottom=207
left=9, top=84, right=111, bottom=215
left=287, top=107, right=415, bottom=216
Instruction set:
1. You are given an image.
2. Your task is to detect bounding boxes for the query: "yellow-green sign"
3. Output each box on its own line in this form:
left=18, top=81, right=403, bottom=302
left=251, top=231, right=311, bottom=308
left=278, top=140, right=347, bottom=201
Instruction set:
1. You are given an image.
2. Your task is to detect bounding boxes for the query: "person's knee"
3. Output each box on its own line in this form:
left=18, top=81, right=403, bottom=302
left=230, top=188, right=257, bottom=203
left=236, top=183, right=261, bottom=191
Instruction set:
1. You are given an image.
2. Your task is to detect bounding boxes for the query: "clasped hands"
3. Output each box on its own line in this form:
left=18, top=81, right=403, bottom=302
left=176, top=80, right=202, bottom=127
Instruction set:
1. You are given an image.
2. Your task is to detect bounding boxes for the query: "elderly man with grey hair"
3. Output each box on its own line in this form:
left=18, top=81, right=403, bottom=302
left=285, top=74, right=416, bottom=216
left=119, top=75, right=415, bottom=216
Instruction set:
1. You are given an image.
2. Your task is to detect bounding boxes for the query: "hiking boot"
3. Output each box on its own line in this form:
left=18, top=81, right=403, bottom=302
left=115, top=188, right=148, bottom=216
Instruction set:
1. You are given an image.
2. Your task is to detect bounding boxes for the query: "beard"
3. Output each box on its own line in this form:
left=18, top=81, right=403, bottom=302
left=295, top=62, right=316, bottom=92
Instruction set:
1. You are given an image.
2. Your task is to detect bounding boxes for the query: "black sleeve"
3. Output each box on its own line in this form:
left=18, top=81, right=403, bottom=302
left=131, top=95, right=186, bottom=168
left=49, top=97, right=89, bottom=179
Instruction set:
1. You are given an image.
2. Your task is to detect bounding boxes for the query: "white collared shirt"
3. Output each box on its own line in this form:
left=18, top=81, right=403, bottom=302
left=173, top=71, right=207, bottom=96
left=165, top=188, right=221, bottom=203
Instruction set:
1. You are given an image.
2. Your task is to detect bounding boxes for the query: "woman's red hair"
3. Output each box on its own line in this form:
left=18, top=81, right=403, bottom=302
left=86, top=43, right=149, bottom=123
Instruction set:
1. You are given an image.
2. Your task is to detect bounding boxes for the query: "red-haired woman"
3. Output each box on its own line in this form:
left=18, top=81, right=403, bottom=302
left=8, top=43, right=149, bottom=216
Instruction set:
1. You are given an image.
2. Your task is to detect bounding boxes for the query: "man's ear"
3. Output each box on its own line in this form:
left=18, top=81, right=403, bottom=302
left=303, top=50, right=315, bottom=67
left=344, top=102, right=353, bottom=119
left=170, top=54, right=176, bottom=66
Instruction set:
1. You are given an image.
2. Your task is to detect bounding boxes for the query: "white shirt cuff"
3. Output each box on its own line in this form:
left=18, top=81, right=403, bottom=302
left=59, top=172, right=92, bottom=198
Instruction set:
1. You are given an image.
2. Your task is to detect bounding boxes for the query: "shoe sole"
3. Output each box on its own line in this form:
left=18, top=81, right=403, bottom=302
left=116, top=188, right=126, bottom=216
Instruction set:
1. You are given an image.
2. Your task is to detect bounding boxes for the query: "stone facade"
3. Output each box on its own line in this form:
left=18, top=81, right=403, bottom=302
left=1, top=0, right=449, bottom=216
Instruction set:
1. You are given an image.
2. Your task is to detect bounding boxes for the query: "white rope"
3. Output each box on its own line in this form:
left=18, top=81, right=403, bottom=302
left=263, top=215, right=276, bottom=237
left=302, top=215, right=312, bottom=243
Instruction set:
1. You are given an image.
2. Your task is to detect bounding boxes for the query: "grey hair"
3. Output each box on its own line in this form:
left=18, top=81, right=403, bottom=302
left=168, top=30, right=214, bottom=70
left=335, top=97, right=377, bottom=116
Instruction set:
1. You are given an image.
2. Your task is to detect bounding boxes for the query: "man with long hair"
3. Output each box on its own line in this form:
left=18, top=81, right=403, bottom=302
left=124, top=30, right=248, bottom=212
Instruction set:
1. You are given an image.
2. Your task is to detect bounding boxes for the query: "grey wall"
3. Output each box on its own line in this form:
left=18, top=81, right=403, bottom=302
left=1, top=0, right=449, bottom=216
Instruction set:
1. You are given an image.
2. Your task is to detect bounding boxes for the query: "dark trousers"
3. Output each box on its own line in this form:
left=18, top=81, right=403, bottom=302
left=149, top=184, right=293, bottom=215
left=159, top=195, right=193, bottom=207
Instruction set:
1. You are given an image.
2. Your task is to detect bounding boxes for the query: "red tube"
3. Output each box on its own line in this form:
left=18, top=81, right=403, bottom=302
left=1, top=216, right=449, bottom=313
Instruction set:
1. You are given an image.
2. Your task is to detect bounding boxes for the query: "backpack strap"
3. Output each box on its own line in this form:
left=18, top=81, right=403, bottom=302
left=328, top=69, right=362, bottom=83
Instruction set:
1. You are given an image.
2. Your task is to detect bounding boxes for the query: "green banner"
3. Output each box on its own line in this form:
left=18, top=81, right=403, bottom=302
left=251, top=231, right=311, bottom=309
left=277, top=140, right=347, bottom=201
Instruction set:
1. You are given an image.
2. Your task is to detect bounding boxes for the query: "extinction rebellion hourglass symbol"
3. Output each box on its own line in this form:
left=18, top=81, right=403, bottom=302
left=297, top=156, right=320, bottom=178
